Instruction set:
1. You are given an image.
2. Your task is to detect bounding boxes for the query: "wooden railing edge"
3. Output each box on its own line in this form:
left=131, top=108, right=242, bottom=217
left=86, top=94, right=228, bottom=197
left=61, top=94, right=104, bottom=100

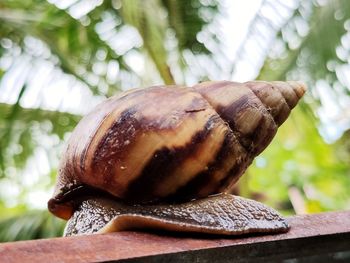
left=0, top=210, right=350, bottom=262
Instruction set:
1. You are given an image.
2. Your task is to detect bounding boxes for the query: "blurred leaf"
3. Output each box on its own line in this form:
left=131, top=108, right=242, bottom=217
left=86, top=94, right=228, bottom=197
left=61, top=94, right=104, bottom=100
left=162, top=0, right=216, bottom=53
left=259, top=0, right=350, bottom=99
left=245, top=105, right=350, bottom=214
left=0, top=102, right=80, bottom=178
left=0, top=84, right=26, bottom=173
left=121, top=0, right=175, bottom=84
left=0, top=210, right=65, bottom=242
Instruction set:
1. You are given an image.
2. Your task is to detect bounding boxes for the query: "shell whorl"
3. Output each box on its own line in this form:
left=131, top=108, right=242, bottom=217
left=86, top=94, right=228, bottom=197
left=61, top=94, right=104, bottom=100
left=49, top=81, right=306, bottom=219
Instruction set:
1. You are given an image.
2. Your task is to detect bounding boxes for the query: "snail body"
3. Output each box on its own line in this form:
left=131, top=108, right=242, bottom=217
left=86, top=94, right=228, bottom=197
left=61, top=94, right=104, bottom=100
left=48, top=80, right=306, bottom=236
left=64, top=193, right=289, bottom=236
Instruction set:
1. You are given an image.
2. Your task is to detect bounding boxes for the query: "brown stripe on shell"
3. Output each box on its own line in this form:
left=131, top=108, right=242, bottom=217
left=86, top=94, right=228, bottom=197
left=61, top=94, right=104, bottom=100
left=218, top=154, right=254, bottom=194
left=69, top=86, right=224, bottom=202
left=271, top=81, right=300, bottom=108
left=91, top=107, right=141, bottom=195
left=53, top=87, right=164, bottom=199
left=215, top=94, right=252, bottom=151
left=194, top=81, right=278, bottom=156
left=52, top=95, right=123, bottom=201
left=244, top=81, right=291, bottom=126
left=124, top=114, right=223, bottom=202
left=168, top=128, right=248, bottom=201
left=83, top=86, right=189, bottom=186
left=216, top=94, right=277, bottom=156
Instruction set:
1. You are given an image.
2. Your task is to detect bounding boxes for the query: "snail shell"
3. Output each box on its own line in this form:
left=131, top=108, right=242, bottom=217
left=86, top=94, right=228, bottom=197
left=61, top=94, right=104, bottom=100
left=48, top=80, right=306, bottom=235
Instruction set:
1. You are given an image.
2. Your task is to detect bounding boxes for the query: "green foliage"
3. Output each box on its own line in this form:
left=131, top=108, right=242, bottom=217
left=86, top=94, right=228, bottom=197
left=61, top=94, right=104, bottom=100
left=120, top=0, right=175, bottom=84
left=0, top=210, right=65, bottom=242
left=258, top=0, right=350, bottom=98
left=246, top=105, right=350, bottom=214
left=246, top=0, right=350, bottom=214
left=162, top=0, right=216, bottom=53
left=0, top=103, right=80, bottom=178
left=0, top=0, right=118, bottom=93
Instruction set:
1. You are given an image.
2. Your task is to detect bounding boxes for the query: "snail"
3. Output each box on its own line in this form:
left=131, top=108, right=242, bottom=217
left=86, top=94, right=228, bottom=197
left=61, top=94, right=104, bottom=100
left=48, top=80, right=306, bottom=236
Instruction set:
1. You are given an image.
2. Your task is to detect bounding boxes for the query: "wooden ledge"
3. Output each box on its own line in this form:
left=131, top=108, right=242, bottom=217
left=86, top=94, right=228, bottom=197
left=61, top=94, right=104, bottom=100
left=1, top=210, right=350, bottom=262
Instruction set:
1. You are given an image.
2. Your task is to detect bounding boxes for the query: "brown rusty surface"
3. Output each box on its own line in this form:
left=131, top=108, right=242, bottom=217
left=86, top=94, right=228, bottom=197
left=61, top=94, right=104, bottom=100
left=0, top=210, right=350, bottom=263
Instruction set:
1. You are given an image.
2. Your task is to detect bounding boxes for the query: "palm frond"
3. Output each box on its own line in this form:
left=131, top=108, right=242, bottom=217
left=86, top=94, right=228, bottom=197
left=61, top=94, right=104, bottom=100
left=0, top=210, right=65, bottom=242
left=0, top=102, right=80, bottom=177
left=120, top=0, right=175, bottom=84
left=257, top=0, right=350, bottom=139
left=258, top=0, right=350, bottom=83
left=0, top=0, right=129, bottom=94
left=162, top=0, right=217, bottom=53
left=230, top=0, right=299, bottom=80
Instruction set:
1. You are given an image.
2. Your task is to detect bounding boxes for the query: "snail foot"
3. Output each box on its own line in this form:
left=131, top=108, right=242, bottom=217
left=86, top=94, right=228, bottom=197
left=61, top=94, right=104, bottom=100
left=64, top=193, right=289, bottom=237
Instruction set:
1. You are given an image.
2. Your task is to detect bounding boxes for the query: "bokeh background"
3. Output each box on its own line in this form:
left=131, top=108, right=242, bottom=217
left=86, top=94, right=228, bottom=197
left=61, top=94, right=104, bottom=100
left=0, top=0, right=349, bottom=242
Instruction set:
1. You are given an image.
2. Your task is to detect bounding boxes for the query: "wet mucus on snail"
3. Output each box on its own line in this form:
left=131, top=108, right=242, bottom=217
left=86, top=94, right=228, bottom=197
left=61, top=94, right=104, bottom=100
left=48, top=80, right=306, bottom=236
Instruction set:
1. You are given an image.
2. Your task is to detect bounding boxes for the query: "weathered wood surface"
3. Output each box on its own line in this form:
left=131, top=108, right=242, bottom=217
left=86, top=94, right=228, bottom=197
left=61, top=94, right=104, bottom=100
left=0, top=210, right=350, bottom=263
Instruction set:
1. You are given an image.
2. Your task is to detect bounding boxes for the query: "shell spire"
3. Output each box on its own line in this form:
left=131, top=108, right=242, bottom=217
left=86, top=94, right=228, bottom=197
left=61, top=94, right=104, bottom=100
left=49, top=81, right=306, bottom=220
left=193, top=80, right=306, bottom=155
